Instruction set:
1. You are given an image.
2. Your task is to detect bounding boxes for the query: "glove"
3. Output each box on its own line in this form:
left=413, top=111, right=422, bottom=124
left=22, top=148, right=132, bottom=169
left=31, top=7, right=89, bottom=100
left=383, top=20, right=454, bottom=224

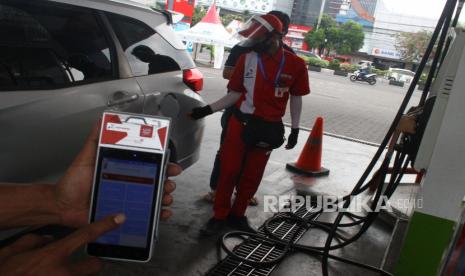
left=285, top=128, right=299, bottom=149
left=190, top=105, right=213, bottom=120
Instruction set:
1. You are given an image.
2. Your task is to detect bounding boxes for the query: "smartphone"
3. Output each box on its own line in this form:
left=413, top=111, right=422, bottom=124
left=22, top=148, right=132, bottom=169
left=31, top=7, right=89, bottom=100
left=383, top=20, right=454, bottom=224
left=87, top=111, right=170, bottom=262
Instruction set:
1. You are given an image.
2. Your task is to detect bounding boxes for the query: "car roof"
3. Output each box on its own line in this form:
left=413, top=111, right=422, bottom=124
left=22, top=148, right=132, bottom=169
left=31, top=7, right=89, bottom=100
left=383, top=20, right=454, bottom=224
left=391, top=68, right=415, bottom=74
left=47, top=0, right=167, bottom=32
left=106, top=0, right=152, bottom=9
left=295, top=50, right=321, bottom=59
left=45, top=0, right=187, bottom=51
left=54, top=0, right=151, bottom=11
left=391, top=68, right=414, bottom=72
left=49, top=0, right=158, bottom=16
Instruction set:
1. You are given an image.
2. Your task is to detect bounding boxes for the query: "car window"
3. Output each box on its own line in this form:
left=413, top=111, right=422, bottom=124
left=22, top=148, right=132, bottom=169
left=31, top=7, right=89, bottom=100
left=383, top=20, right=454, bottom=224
left=106, top=12, right=183, bottom=76
left=0, top=0, right=115, bottom=91
left=308, top=53, right=320, bottom=59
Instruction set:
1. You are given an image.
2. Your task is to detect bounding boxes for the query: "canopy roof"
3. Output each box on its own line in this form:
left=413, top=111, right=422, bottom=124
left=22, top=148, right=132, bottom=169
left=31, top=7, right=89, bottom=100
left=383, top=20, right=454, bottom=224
left=177, top=3, right=238, bottom=47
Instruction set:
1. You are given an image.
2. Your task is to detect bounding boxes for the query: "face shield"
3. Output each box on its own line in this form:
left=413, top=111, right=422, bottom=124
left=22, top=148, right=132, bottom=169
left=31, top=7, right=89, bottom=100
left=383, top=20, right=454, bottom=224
left=234, top=15, right=275, bottom=47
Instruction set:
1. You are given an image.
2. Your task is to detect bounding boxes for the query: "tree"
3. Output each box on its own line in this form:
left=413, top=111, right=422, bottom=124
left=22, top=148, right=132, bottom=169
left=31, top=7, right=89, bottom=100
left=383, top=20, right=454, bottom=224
left=316, top=14, right=337, bottom=30
left=395, top=30, right=432, bottom=62
left=304, top=15, right=336, bottom=55
left=192, top=6, right=248, bottom=28
left=192, top=6, right=206, bottom=26
left=324, top=26, right=339, bottom=53
left=304, top=29, right=326, bottom=54
left=243, top=10, right=251, bottom=19
left=305, top=15, right=364, bottom=55
left=333, top=21, right=365, bottom=55
left=221, top=14, right=245, bottom=27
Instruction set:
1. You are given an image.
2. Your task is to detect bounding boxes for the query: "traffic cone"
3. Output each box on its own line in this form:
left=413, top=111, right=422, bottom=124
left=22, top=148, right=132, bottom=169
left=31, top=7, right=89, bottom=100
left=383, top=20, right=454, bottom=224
left=286, top=117, right=330, bottom=176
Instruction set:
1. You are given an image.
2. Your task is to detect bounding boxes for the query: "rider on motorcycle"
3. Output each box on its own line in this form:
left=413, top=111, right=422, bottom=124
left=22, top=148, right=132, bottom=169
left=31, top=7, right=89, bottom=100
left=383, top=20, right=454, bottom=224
left=359, top=62, right=372, bottom=79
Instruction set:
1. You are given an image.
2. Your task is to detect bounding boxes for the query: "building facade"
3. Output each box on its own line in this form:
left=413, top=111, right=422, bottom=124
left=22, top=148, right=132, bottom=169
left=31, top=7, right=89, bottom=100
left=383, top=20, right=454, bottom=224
left=336, top=0, right=378, bottom=28
left=290, top=0, right=351, bottom=27
left=362, top=0, right=437, bottom=68
left=284, top=24, right=313, bottom=50
left=290, top=0, right=324, bottom=27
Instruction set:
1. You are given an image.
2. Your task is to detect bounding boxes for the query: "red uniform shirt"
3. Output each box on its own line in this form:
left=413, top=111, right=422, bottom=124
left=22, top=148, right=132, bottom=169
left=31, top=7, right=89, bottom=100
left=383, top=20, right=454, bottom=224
left=227, top=48, right=310, bottom=122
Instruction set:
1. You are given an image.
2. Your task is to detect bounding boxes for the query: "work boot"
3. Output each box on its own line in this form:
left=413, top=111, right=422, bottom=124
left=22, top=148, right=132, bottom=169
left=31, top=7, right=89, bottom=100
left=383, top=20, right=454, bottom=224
left=227, top=215, right=256, bottom=233
left=200, top=217, right=226, bottom=237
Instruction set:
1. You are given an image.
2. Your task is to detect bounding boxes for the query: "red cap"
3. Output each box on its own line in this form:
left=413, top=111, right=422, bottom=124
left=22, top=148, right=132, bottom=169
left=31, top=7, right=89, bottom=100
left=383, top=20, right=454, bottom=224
left=260, top=14, right=283, bottom=34
left=238, top=14, right=283, bottom=39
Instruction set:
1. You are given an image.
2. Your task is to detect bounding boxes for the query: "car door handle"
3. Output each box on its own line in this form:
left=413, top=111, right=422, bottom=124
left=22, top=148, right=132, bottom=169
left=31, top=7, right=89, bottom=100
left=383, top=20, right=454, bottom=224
left=107, top=92, right=139, bottom=107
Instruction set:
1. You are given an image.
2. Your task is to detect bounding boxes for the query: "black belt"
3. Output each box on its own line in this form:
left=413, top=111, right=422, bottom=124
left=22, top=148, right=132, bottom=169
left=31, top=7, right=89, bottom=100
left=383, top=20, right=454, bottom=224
left=232, top=107, right=282, bottom=125
left=232, top=107, right=249, bottom=123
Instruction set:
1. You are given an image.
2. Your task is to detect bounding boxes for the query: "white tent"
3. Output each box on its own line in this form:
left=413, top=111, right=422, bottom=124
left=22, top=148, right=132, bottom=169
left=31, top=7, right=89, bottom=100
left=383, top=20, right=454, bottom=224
left=225, top=19, right=244, bottom=35
left=177, top=3, right=238, bottom=68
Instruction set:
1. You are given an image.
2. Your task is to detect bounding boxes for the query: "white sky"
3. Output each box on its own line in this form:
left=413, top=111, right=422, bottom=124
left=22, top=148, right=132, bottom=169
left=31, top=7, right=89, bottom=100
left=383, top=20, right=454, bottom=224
left=382, top=0, right=464, bottom=22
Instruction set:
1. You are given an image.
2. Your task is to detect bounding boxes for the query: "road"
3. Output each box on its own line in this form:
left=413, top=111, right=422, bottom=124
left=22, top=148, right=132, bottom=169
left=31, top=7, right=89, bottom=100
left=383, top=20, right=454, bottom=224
left=198, top=65, right=423, bottom=144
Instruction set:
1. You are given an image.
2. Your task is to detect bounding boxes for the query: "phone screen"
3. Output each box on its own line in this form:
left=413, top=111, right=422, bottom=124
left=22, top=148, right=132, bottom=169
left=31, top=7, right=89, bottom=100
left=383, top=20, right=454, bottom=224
left=87, top=147, right=163, bottom=261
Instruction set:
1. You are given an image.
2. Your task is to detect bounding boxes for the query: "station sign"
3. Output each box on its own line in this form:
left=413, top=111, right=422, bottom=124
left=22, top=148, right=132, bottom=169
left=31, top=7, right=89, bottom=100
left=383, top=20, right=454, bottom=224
left=371, top=47, right=402, bottom=59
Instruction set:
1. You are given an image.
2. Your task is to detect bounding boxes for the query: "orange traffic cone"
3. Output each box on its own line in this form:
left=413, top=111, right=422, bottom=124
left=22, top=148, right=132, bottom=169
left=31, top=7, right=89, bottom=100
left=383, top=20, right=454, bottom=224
left=286, top=117, right=330, bottom=176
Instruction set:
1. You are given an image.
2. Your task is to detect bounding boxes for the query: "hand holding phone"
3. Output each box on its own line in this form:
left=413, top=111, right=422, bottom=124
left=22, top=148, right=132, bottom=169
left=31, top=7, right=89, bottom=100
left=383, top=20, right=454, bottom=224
left=0, top=214, right=125, bottom=275
left=87, top=112, right=171, bottom=262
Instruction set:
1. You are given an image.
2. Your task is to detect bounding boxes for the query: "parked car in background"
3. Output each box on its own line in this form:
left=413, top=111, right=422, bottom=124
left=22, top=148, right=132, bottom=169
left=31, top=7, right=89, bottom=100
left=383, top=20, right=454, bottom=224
left=0, top=0, right=205, bottom=182
left=295, top=49, right=322, bottom=60
left=388, top=68, right=416, bottom=84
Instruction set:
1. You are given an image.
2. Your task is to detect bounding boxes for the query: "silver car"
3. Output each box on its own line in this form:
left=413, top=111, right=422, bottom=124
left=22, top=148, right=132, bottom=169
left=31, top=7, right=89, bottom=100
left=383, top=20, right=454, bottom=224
left=0, top=0, right=205, bottom=182
left=388, top=68, right=416, bottom=84
left=295, top=49, right=322, bottom=60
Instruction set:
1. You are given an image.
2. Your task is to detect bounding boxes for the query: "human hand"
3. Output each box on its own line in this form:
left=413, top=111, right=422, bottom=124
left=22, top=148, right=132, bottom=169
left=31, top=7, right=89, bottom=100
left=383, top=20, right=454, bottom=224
left=0, top=214, right=125, bottom=276
left=396, top=115, right=417, bottom=134
left=189, top=105, right=213, bottom=120
left=54, top=122, right=182, bottom=227
left=285, top=128, right=299, bottom=149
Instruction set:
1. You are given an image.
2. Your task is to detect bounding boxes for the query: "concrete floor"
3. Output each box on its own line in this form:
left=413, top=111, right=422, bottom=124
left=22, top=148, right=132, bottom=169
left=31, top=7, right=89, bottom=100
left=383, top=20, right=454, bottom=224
left=103, top=112, right=415, bottom=275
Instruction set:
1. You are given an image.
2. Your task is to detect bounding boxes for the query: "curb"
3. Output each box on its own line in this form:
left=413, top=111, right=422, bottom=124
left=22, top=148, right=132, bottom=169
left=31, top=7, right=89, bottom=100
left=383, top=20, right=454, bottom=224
left=283, top=122, right=381, bottom=147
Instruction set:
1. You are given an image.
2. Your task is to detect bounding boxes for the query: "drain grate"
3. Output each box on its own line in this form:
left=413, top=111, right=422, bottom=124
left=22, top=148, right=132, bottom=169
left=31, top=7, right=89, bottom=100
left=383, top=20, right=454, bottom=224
left=207, top=205, right=319, bottom=276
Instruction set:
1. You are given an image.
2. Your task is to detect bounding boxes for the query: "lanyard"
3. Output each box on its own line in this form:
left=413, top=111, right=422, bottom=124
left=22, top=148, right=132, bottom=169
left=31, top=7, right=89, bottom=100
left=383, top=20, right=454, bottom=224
left=256, top=50, right=286, bottom=88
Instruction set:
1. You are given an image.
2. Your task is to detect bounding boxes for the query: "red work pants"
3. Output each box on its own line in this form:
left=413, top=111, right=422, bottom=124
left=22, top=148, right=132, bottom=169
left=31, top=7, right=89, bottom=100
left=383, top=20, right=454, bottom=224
left=214, top=116, right=271, bottom=219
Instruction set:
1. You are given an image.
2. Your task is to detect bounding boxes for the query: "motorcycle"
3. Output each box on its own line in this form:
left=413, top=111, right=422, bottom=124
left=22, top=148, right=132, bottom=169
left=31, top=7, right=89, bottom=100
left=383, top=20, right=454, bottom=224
left=350, top=70, right=377, bottom=85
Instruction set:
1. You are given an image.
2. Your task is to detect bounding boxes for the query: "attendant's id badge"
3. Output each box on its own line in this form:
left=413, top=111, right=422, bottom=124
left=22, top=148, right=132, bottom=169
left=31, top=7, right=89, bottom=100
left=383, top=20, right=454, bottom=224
left=275, top=87, right=289, bottom=98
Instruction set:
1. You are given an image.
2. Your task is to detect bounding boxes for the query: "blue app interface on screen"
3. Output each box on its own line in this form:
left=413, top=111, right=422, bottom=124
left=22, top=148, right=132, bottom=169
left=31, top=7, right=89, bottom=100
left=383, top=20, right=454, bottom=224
left=95, top=158, right=158, bottom=248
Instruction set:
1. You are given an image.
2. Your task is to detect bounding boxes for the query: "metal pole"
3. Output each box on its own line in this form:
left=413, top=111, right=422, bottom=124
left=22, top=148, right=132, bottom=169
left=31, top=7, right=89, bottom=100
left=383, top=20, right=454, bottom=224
left=316, top=0, right=327, bottom=29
